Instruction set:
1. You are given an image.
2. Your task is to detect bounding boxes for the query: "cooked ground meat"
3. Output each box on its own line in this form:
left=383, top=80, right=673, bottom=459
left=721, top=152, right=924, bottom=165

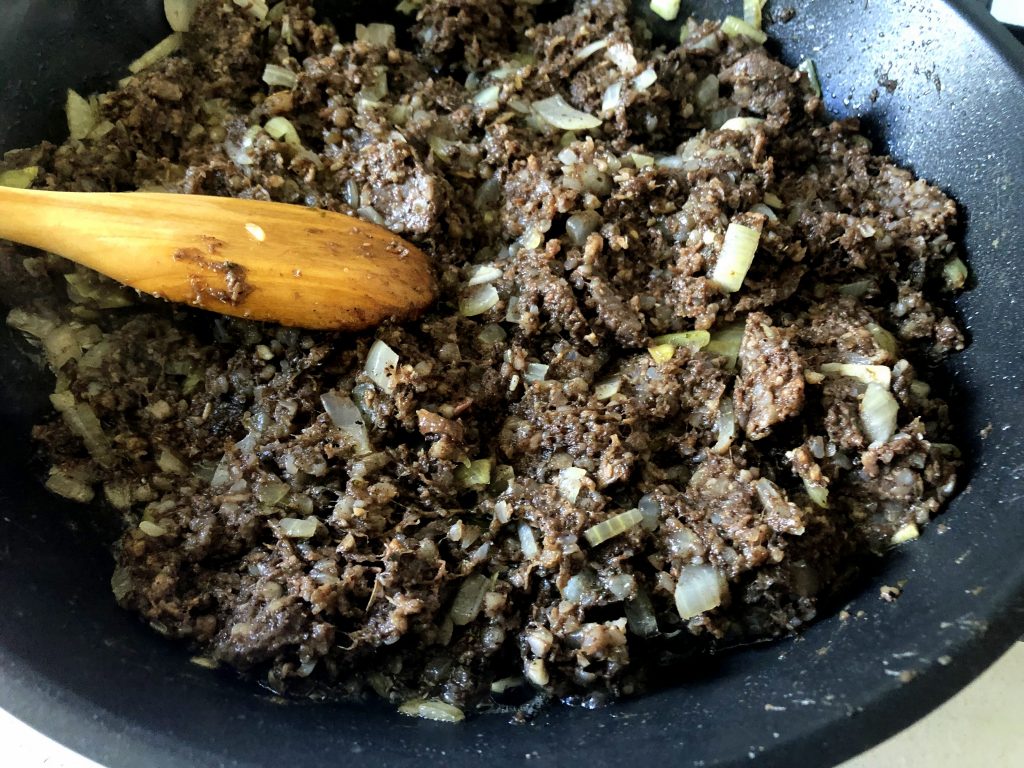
left=0, top=0, right=966, bottom=717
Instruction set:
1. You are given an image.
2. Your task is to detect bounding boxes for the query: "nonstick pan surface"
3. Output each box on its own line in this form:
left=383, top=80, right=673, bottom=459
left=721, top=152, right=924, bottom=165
left=0, top=2, right=1022, bottom=767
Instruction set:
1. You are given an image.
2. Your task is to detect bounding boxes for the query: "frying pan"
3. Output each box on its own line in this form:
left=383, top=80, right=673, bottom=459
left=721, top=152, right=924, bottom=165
left=0, top=1, right=1021, bottom=766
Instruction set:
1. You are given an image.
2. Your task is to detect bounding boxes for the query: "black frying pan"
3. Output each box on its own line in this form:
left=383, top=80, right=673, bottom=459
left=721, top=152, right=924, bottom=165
left=0, top=2, right=1022, bottom=766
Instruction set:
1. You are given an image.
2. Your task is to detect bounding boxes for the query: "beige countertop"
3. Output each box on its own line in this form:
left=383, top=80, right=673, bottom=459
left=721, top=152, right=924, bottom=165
left=2, top=642, right=1021, bottom=767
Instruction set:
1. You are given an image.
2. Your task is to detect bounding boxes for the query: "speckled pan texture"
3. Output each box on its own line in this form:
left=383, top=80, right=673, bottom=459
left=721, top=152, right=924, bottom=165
left=0, top=2, right=1021, bottom=767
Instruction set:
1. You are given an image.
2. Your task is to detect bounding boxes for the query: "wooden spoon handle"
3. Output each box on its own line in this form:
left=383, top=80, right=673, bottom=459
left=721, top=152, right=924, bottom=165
left=0, top=187, right=436, bottom=330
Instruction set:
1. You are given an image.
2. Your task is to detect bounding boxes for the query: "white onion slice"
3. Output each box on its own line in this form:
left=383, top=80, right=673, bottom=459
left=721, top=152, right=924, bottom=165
left=262, top=64, right=297, bottom=89
left=710, top=221, right=761, bottom=293
left=321, top=391, right=371, bottom=455
left=576, top=39, right=610, bottom=59
left=860, top=382, right=899, bottom=445
left=583, top=509, right=643, bottom=546
left=164, top=0, right=199, bottom=31
left=649, top=0, right=681, bottom=21
left=518, top=523, right=539, bottom=558
left=278, top=517, right=318, bottom=538
left=355, top=23, right=396, bottom=47
left=533, top=95, right=602, bottom=131
left=364, top=339, right=399, bottom=394
left=712, top=396, right=736, bottom=454
left=128, top=33, right=182, bottom=74
left=674, top=564, right=727, bottom=619
left=633, top=69, right=657, bottom=91
left=557, top=467, right=587, bottom=502
left=460, top=284, right=500, bottom=317
left=523, top=363, right=549, bottom=383
left=601, top=81, right=623, bottom=113
left=719, top=117, right=765, bottom=132
left=449, top=574, right=489, bottom=625
left=398, top=699, right=465, bottom=723
left=466, top=264, right=503, bottom=287
left=819, top=363, right=892, bottom=388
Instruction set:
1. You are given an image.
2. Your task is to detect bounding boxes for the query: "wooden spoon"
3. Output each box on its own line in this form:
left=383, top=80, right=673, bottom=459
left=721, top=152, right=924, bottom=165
left=0, top=187, right=436, bottom=330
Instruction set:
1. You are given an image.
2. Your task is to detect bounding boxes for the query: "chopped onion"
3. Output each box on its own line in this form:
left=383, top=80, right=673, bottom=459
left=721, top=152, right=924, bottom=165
left=797, top=59, right=822, bottom=97
left=523, top=363, right=549, bottom=384
left=355, top=23, right=396, bottom=47
left=624, top=588, right=659, bottom=637
left=278, top=517, right=318, bottom=538
left=50, top=392, right=113, bottom=466
left=467, top=264, right=503, bottom=286
left=473, top=85, right=501, bottom=109
left=637, top=495, right=660, bottom=531
left=629, top=152, right=654, bottom=169
left=712, top=396, right=736, bottom=454
left=754, top=478, right=802, bottom=533
left=705, top=324, right=744, bottom=370
left=860, top=382, right=899, bottom=445
left=743, top=0, right=767, bottom=29
left=477, top=323, right=507, bottom=344
left=562, top=570, right=596, bottom=603
left=364, top=339, right=399, bottom=394
left=566, top=210, right=602, bottom=244
left=45, top=467, right=94, bottom=503
left=633, top=69, right=657, bottom=91
left=576, top=39, right=609, bottom=59
left=674, top=564, right=727, bottom=619
left=867, top=322, right=898, bottom=357
left=518, top=523, right=539, bottom=558
left=450, top=574, right=489, bottom=625
left=265, top=116, right=302, bottom=147
left=557, top=467, right=587, bottom=503
left=128, top=33, right=182, bottom=74
left=398, top=699, right=465, bottom=723
left=695, top=74, right=720, bottom=108
left=601, top=81, right=623, bottom=113
left=652, top=330, right=711, bottom=350
left=763, top=192, right=784, bottom=209
left=66, top=89, right=97, bottom=140
left=164, top=0, right=199, bottom=31
left=719, top=116, right=764, bottom=132
left=0, top=166, right=39, bottom=189
left=803, top=479, right=829, bottom=508
left=156, top=448, right=188, bottom=475
left=943, top=257, right=968, bottom=291
left=890, top=522, right=920, bottom=546
left=459, top=284, right=500, bottom=316
left=819, top=363, right=892, bottom=388
left=583, top=508, right=644, bottom=546
left=593, top=376, right=622, bottom=400
left=605, top=43, right=637, bottom=72
left=455, top=458, right=492, bottom=489
left=321, top=391, right=372, bottom=455
left=710, top=221, right=761, bottom=293
left=139, top=520, right=168, bottom=537
left=721, top=15, right=768, bottom=44
left=533, top=95, right=602, bottom=131
left=262, top=64, right=297, bottom=89
left=648, top=343, right=675, bottom=365
left=838, top=280, right=874, bottom=298
left=649, top=0, right=680, bottom=21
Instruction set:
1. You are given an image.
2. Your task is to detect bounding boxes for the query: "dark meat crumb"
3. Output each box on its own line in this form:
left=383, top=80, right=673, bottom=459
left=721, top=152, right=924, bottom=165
left=0, top=0, right=966, bottom=717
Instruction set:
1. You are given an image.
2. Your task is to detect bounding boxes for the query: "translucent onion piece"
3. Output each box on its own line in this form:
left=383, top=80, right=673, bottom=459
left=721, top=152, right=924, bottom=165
left=763, top=192, right=784, bottom=208
left=278, top=517, right=318, bottom=538
left=264, top=116, right=302, bottom=147
left=128, top=33, right=182, bottom=74
left=45, top=468, right=94, bottom=503
left=232, top=0, right=269, bottom=20
left=624, top=587, right=659, bottom=637
left=523, top=363, right=549, bottom=384
left=605, top=43, right=637, bottom=72
left=633, top=69, right=657, bottom=91
left=695, top=74, right=719, bottom=108
left=450, top=574, right=489, bottom=625
left=710, top=222, right=761, bottom=293
left=262, top=64, right=298, bottom=89
left=533, top=95, right=602, bottom=130
left=743, top=0, right=767, bottom=28
left=157, top=448, right=188, bottom=475
left=867, top=322, right=898, bottom=357
left=66, top=89, right=97, bottom=140
left=398, top=699, right=465, bottom=723
left=583, top=508, right=643, bottom=546
left=704, top=323, right=745, bottom=370
left=803, top=479, right=829, bottom=508
left=557, top=467, right=587, bottom=502
left=562, top=570, right=596, bottom=603
left=139, top=521, right=168, bottom=537
left=601, top=81, right=623, bottom=113
left=364, top=339, right=399, bottom=394
left=164, top=0, right=199, bottom=31
left=593, top=376, right=622, bottom=400
left=652, top=330, right=711, bottom=350
left=454, top=458, right=492, bottom=489
left=638, top=494, right=661, bottom=530
left=819, top=362, right=892, bottom=388
left=649, top=0, right=680, bottom=21
left=473, top=85, right=501, bottom=108
left=477, top=323, right=507, bottom=344
left=0, top=166, right=39, bottom=189
left=838, top=280, right=874, bottom=297
left=576, top=39, right=609, bottom=59
left=355, top=23, right=396, bottom=47
left=50, top=393, right=113, bottom=466
left=712, top=396, right=736, bottom=454
left=890, top=522, right=920, bottom=546
left=459, top=284, right=500, bottom=316
left=629, top=152, right=654, bottom=169
left=720, top=15, right=768, bottom=44
left=518, top=523, right=539, bottom=558
left=860, top=382, right=899, bottom=445
left=798, top=59, right=822, bottom=97
left=943, top=257, right=968, bottom=291
left=648, top=343, right=675, bottom=365
left=321, top=391, right=372, bottom=455
left=466, top=264, right=503, bottom=287
left=674, top=564, right=727, bottom=619
left=719, top=116, right=764, bottom=132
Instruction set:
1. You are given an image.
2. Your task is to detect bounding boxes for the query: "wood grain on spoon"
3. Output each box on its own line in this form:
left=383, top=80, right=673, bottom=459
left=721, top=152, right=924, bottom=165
left=0, top=187, right=436, bottom=330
